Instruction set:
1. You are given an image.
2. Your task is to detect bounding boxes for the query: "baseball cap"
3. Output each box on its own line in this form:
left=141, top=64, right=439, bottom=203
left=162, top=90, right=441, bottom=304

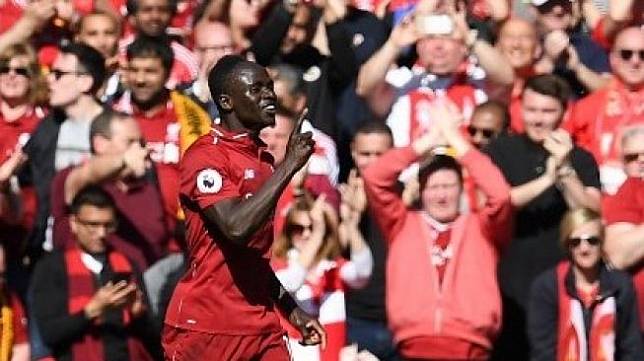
left=532, top=0, right=571, bottom=6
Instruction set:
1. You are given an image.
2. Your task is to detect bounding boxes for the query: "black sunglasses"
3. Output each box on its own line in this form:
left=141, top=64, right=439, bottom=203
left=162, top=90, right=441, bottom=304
left=467, top=125, right=495, bottom=139
left=568, top=235, right=601, bottom=248
left=623, top=151, right=644, bottom=163
left=617, top=49, right=644, bottom=62
left=49, top=69, right=88, bottom=80
left=0, top=66, right=30, bottom=77
left=287, top=223, right=313, bottom=235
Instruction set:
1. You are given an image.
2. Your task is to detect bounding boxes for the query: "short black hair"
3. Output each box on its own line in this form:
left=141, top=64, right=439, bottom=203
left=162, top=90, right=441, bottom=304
left=126, top=36, right=174, bottom=74
left=472, top=100, right=510, bottom=132
left=270, top=63, right=305, bottom=97
left=70, top=185, right=116, bottom=215
left=208, top=55, right=253, bottom=113
left=418, top=154, right=463, bottom=189
left=60, top=42, right=106, bottom=95
left=524, top=74, right=572, bottom=109
left=354, top=121, right=394, bottom=140
left=126, top=0, right=177, bottom=16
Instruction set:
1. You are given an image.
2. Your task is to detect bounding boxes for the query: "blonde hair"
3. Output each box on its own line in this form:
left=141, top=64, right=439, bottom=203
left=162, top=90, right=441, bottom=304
left=559, top=208, right=603, bottom=250
left=273, top=197, right=341, bottom=264
left=0, top=43, right=49, bottom=105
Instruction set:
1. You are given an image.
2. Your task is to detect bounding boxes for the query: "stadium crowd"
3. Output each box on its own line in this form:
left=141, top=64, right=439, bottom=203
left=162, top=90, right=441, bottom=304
left=0, top=0, right=643, bottom=360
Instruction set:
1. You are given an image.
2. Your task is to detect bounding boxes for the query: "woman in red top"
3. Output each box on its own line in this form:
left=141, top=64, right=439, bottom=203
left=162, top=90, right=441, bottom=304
left=272, top=193, right=373, bottom=361
left=528, top=208, right=643, bottom=360
left=0, top=43, right=47, bottom=251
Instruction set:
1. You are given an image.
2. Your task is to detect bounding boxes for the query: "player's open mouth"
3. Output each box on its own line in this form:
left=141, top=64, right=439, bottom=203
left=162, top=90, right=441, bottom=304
left=262, top=103, right=276, bottom=114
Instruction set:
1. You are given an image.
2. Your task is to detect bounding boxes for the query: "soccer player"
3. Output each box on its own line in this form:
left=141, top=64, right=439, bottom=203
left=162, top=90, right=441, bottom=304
left=162, top=55, right=326, bottom=360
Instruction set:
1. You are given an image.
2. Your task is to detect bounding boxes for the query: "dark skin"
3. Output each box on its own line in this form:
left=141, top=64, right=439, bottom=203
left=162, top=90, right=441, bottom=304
left=202, top=62, right=326, bottom=348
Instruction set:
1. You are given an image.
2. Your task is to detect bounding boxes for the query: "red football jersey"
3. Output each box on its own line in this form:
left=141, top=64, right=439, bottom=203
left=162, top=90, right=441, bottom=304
left=132, top=102, right=181, bottom=224
left=164, top=126, right=282, bottom=334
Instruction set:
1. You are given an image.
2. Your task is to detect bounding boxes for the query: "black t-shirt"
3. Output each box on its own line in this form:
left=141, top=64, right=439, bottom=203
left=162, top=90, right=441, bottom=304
left=485, top=134, right=600, bottom=308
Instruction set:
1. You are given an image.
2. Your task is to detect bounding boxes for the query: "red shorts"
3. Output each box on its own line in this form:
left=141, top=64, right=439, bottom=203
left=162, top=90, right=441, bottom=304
left=162, top=325, right=291, bottom=361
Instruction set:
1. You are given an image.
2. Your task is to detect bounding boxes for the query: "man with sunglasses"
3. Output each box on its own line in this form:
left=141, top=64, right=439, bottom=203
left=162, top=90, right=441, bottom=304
left=567, top=26, right=644, bottom=194
left=467, top=101, right=508, bottom=150
left=604, top=124, right=644, bottom=333
left=532, top=0, right=611, bottom=98
left=30, top=186, right=159, bottom=361
left=20, top=42, right=108, bottom=262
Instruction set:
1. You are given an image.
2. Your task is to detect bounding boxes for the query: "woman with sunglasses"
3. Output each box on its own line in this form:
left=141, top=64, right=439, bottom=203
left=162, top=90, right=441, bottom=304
left=528, top=208, right=643, bottom=361
left=0, top=44, right=47, bottom=249
left=272, top=194, right=373, bottom=361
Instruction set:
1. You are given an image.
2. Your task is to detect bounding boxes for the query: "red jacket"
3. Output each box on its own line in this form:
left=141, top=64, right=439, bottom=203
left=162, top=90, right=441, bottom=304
left=362, top=147, right=512, bottom=353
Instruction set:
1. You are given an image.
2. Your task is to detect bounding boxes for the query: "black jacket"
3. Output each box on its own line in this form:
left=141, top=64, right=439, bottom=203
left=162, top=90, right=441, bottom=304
left=528, top=263, right=643, bottom=361
left=249, top=3, right=359, bottom=139
left=30, top=250, right=161, bottom=361
left=22, top=109, right=66, bottom=260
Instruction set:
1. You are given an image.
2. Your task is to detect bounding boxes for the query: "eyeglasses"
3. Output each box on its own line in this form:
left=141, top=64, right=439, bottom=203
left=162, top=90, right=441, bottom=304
left=0, top=66, right=30, bottom=77
left=623, top=151, right=644, bottom=163
left=75, top=218, right=117, bottom=232
left=49, top=69, right=88, bottom=80
left=616, top=49, right=644, bottom=62
left=467, top=125, right=496, bottom=139
left=288, top=223, right=313, bottom=236
left=567, top=235, right=601, bottom=248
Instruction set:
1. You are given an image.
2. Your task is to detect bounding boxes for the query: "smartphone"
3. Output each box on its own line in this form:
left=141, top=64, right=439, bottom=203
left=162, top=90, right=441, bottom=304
left=415, top=14, right=454, bottom=36
left=111, top=272, right=132, bottom=284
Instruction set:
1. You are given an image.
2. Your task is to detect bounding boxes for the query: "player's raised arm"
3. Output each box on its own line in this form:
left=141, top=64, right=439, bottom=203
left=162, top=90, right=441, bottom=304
left=202, top=109, right=315, bottom=246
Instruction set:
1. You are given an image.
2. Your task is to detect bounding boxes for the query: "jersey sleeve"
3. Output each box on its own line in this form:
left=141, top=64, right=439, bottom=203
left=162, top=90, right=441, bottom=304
left=180, top=142, right=240, bottom=210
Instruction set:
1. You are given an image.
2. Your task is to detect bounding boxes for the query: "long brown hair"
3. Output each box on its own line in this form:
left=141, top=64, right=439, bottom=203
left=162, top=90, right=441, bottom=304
left=273, top=196, right=341, bottom=264
left=0, top=43, right=49, bottom=106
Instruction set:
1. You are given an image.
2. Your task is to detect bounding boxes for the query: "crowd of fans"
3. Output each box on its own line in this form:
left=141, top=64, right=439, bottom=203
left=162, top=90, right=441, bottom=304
left=0, top=0, right=642, bottom=360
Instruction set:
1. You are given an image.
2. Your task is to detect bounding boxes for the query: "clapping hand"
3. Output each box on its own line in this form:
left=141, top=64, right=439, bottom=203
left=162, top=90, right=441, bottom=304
left=543, top=129, right=573, bottom=168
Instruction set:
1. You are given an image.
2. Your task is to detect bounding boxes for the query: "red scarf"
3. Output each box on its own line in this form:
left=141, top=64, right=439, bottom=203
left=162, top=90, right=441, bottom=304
left=65, top=247, right=151, bottom=361
left=556, top=262, right=616, bottom=361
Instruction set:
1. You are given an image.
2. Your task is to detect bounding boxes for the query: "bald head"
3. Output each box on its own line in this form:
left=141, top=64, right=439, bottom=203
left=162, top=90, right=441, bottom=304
left=194, top=21, right=235, bottom=75
left=610, top=27, right=644, bottom=88
left=497, top=18, right=539, bottom=70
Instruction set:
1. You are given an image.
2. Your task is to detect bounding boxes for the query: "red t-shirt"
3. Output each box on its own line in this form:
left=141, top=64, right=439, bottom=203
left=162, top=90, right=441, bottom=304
left=603, top=177, right=644, bottom=329
left=132, top=102, right=181, bottom=226
left=164, top=126, right=282, bottom=334
left=566, top=79, right=644, bottom=166
left=0, top=108, right=43, bottom=229
left=0, top=108, right=42, bottom=158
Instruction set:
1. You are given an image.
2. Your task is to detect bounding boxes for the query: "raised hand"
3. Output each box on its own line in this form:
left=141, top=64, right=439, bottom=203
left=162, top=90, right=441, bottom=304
left=389, top=14, right=420, bottom=49
left=0, top=148, right=27, bottom=184
left=543, top=129, right=573, bottom=168
left=122, top=142, right=150, bottom=178
left=309, top=194, right=328, bottom=236
left=84, top=281, right=137, bottom=319
left=543, top=30, right=570, bottom=61
left=285, top=108, right=315, bottom=172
